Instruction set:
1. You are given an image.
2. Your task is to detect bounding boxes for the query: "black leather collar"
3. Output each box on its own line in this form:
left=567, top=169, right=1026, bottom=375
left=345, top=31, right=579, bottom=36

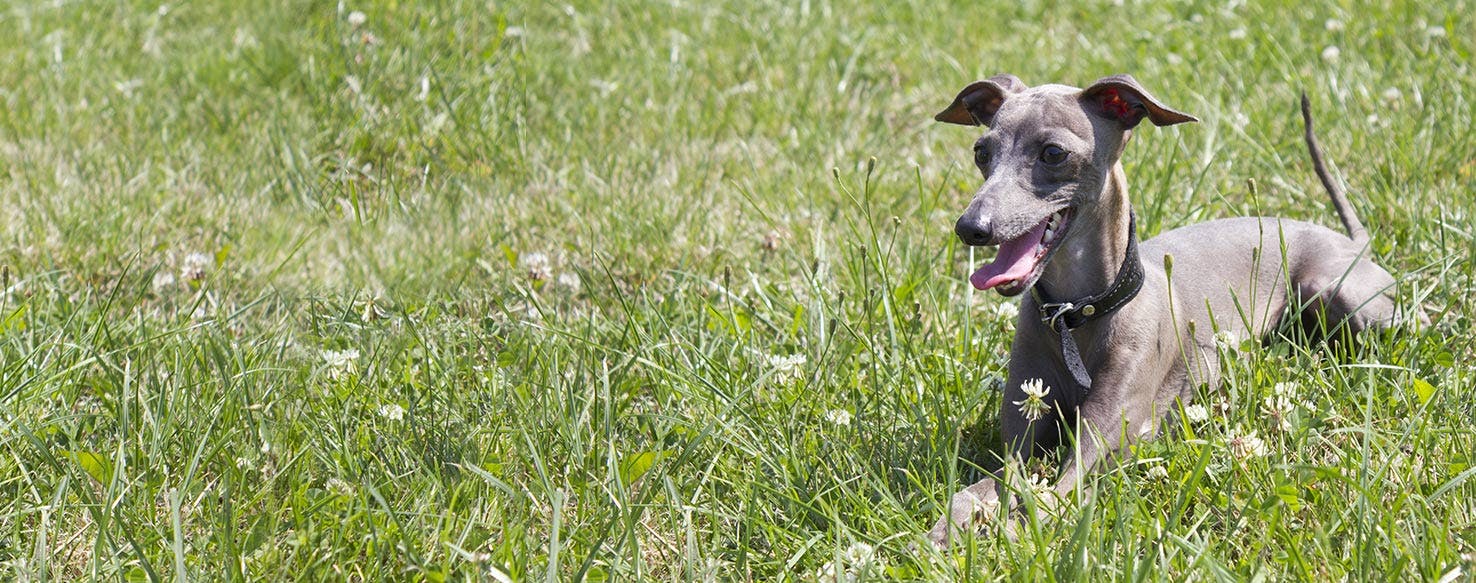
left=1029, top=212, right=1145, bottom=393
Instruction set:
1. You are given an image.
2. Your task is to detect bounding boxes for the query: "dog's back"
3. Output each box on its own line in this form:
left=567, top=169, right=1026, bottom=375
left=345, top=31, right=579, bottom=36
left=1141, top=216, right=1392, bottom=344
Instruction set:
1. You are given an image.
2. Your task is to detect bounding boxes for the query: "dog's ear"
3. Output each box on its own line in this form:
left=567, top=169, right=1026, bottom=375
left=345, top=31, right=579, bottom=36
left=935, top=74, right=1027, bottom=126
left=1080, top=75, right=1198, bottom=128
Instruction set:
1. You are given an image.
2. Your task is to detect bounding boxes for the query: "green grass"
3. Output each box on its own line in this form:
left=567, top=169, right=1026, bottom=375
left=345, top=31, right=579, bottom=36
left=1, top=0, right=1473, bottom=579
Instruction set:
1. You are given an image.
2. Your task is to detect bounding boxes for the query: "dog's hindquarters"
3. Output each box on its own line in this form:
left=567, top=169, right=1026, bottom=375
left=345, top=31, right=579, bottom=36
left=1145, top=217, right=1400, bottom=350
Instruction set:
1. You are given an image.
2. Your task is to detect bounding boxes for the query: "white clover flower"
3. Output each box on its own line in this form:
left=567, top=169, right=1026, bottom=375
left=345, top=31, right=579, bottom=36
left=235, top=457, right=254, bottom=471
left=520, top=252, right=552, bottom=282
left=767, top=353, right=807, bottom=384
left=1228, top=28, right=1247, bottom=40
left=1213, top=329, right=1239, bottom=351
left=1014, top=378, right=1052, bottom=421
left=815, top=556, right=841, bottom=581
left=326, top=477, right=354, bottom=496
left=181, top=252, right=211, bottom=283
left=1426, top=26, right=1446, bottom=39
left=1275, top=383, right=1310, bottom=416
left=347, top=10, right=367, bottom=26
left=1382, top=87, right=1403, bottom=105
left=322, top=348, right=360, bottom=380
left=842, top=542, right=873, bottom=564
left=322, top=348, right=359, bottom=366
left=1321, top=46, right=1340, bottom=63
left=816, top=541, right=879, bottom=583
left=1020, top=378, right=1047, bottom=396
left=990, top=301, right=1019, bottom=322
left=1226, top=430, right=1268, bottom=460
left=1263, top=394, right=1295, bottom=431
left=825, top=409, right=853, bottom=427
left=1184, top=403, right=1209, bottom=423
left=151, top=270, right=177, bottom=293
left=378, top=403, right=405, bottom=421
left=1025, top=471, right=1052, bottom=498
left=359, top=295, right=388, bottom=322
left=1325, top=18, right=1344, bottom=32
left=556, top=272, right=582, bottom=294
left=1147, top=465, right=1170, bottom=480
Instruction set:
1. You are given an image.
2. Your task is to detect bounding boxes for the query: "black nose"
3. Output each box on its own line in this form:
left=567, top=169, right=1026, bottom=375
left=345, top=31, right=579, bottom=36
left=955, top=215, right=993, bottom=246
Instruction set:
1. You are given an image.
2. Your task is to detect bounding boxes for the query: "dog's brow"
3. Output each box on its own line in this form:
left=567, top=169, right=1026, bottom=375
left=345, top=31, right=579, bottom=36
left=1032, top=129, right=1086, bottom=151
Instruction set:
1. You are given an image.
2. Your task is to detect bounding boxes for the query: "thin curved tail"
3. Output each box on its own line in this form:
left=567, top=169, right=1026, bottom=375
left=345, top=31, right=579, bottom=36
left=1301, top=92, right=1369, bottom=246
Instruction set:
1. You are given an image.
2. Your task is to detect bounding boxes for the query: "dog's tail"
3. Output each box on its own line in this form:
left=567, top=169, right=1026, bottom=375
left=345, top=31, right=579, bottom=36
left=1300, top=92, right=1369, bottom=246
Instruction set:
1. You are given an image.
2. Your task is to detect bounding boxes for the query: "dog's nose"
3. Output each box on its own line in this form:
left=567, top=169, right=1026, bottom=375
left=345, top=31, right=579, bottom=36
left=955, top=215, right=993, bottom=246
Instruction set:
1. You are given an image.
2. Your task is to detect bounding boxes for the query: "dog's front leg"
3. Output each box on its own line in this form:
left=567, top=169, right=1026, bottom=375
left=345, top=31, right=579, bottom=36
left=933, top=398, right=1158, bottom=547
left=1034, top=352, right=1173, bottom=521
left=933, top=339, right=1174, bottom=547
left=926, top=380, right=1066, bottom=548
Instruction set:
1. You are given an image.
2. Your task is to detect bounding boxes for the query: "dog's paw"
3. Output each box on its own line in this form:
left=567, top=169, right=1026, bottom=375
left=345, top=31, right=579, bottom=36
left=926, top=487, right=1000, bottom=549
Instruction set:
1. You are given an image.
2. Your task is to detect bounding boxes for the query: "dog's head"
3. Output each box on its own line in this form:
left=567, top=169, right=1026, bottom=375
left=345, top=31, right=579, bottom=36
left=937, top=74, right=1196, bottom=295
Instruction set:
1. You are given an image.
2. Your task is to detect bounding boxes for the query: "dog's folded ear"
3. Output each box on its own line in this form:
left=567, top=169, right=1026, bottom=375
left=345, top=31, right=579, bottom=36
left=935, top=74, right=1027, bottom=127
left=1080, top=75, right=1198, bottom=128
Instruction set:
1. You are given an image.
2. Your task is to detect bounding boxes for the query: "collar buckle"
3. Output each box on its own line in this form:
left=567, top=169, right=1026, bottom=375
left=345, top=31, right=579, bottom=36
left=1040, top=301, right=1076, bottom=329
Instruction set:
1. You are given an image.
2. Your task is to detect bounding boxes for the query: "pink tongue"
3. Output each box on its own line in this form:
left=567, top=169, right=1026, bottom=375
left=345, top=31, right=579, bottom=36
left=970, top=220, right=1049, bottom=290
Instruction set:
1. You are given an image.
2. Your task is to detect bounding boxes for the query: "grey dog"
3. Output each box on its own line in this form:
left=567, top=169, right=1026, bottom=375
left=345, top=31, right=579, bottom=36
left=927, top=74, right=1412, bottom=546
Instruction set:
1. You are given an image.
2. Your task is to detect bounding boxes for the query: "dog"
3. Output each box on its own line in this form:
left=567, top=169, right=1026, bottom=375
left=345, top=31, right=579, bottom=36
left=926, top=74, right=1412, bottom=546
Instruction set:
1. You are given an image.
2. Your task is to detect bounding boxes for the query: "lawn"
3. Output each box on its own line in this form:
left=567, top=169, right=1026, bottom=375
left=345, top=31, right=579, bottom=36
left=1, top=0, right=1473, bottom=580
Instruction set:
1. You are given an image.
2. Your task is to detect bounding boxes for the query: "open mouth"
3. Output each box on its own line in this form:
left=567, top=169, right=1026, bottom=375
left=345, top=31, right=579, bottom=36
left=969, top=208, right=1073, bottom=296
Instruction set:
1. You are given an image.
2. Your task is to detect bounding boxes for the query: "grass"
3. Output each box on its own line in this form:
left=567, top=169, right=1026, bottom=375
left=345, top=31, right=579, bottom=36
left=0, top=0, right=1473, bottom=579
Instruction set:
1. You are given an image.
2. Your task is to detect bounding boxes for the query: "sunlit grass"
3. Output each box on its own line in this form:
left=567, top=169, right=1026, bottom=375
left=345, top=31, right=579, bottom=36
left=1, top=0, right=1472, bottom=579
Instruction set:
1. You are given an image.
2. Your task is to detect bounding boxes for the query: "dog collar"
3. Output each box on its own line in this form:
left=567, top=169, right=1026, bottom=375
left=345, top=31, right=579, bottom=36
left=1030, top=211, right=1144, bottom=393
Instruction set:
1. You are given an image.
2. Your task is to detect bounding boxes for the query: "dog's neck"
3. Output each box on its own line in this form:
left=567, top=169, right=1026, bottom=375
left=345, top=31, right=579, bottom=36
left=1037, top=163, right=1135, bottom=302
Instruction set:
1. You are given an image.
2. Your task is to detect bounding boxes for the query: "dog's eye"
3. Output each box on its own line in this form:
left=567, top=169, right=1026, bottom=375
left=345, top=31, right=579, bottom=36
left=974, top=146, right=992, bottom=169
left=1039, top=145, right=1068, bottom=165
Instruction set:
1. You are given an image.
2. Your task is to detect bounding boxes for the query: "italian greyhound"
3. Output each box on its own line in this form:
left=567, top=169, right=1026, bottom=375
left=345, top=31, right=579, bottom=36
left=927, top=74, right=1411, bottom=546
